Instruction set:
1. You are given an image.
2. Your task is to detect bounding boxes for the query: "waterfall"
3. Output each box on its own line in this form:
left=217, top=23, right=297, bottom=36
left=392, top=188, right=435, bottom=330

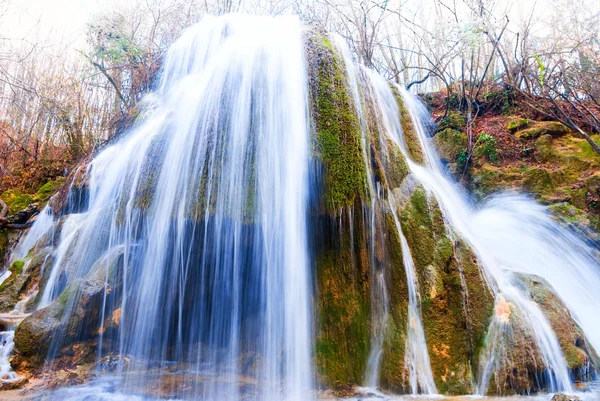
left=4, top=13, right=600, bottom=400
left=26, top=14, right=314, bottom=400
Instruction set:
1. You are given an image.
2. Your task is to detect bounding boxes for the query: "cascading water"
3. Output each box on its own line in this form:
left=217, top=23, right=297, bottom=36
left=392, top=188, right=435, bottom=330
left=393, top=88, right=576, bottom=394
left=3, top=12, right=600, bottom=401
left=333, top=36, right=391, bottom=389
left=19, top=14, right=313, bottom=400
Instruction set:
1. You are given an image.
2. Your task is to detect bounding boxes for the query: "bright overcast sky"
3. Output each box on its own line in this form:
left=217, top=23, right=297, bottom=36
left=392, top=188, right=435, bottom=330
left=0, top=0, right=128, bottom=53
left=0, top=0, right=594, bottom=56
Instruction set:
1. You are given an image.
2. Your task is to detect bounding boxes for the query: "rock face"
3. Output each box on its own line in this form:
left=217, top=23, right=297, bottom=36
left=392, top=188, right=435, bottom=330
left=307, top=34, right=496, bottom=394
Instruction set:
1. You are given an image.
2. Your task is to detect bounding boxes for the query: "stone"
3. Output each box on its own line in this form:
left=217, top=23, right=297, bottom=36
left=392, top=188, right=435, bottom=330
left=515, top=121, right=570, bottom=140
left=551, top=393, right=582, bottom=401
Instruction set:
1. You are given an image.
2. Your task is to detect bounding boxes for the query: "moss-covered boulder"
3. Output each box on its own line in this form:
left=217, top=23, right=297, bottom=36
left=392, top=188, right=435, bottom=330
left=434, top=128, right=467, bottom=164
left=479, top=275, right=596, bottom=396
left=522, top=275, right=595, bottom=372
left=507, top=118, right=531, bottom=133
left=515, top=121, right=570, bottom=140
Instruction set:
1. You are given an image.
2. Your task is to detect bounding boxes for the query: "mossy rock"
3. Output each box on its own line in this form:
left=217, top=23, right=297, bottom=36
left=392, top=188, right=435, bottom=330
left=438, top=112, right=466, bottom=132
left=384, top=140, right=410, bottom=190
left=34, top=177, right=66, bottom=205
left=12, top=278, right=110, bottom=370
left=0, top=260, right=29, bottom=312
left=522, top=275, right=592, bottom=371
left=379, top=210, right=409, bottom=392
left=0, top=189, right=34, bottom=214
left=535, top=134, right=558, bottom=163
left=314, top=206, right=371, bottom=388
left=434, top=128, right=467, bottom=163
left=515, top=121, right=570, bottom=140
left=507, top=118, right=531, bottom=133
left=307, top=31, right=369, bottom=213
left=400, top=186, right=494, bottom=394
left=523, top=167, right=553, bottom=193
left=391, top=86, right=425, bottom=164
left=0, top=250, right=52, bottom=313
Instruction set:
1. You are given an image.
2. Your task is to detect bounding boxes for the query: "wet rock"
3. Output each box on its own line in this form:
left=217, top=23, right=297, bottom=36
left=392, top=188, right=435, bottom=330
left=551, top=393, right=582, bottom=401
left=11, top=278, right=110, bottom=370
left=433, top=128, right=467, bottom=163
left=522, top=275, right=596, bottom=371
left=0, top=248, right=53, bottom=313
left=0, top=377, right=28, bottom=391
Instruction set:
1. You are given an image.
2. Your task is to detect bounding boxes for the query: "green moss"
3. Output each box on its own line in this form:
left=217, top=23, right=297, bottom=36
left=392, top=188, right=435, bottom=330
left=434, top=128, right=467, bottom=163
left=0, top=189, right=34, bottom=213
left=535, top=134, right=557, bottom=162
left=379, top=211, right=409, bottom=391
left=439, top=111, right=467, bottom=131
left=400, top=187, right=494, bottom=394
left=9, top=260, right=24, bottom=275
left=507, top=118, right=531, bottom=133
left=516, top=121, right=570, bottom=140
left=391, top=86, right=425, bottom=164
left=33, top=177, right=66, bottom=204
left=315, top=246, right=370, bottom=387
left=573, top=134, right=600, bottom=159
left=523, top=167, right=553, bottom=194
left=310, top=33, right=369, bottom=213
left=385, top=140, right=410, bottom=189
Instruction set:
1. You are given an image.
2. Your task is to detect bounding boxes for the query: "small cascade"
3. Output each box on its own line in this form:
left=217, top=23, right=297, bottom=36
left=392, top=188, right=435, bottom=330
left=0, top=270, right=36, bottom=382
left=364, top=196, right=390, bottom=388
left=10, top=205, right=55, bottom=262
left=392, top=207, right=438, bottom=395
left=0, top=329, right=17, bottom=381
